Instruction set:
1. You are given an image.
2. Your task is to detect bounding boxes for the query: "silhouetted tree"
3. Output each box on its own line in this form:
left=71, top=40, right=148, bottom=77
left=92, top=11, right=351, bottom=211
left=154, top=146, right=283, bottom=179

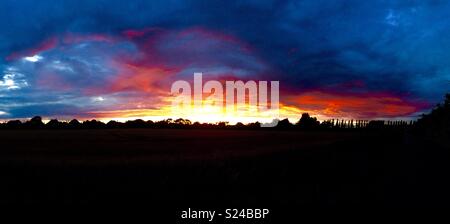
left=295, top=113, right=320, bottom=129
left=6, top=120, right=22, bottom=129
left=367, top=120, right=385, bottom=129
left=125, top=119, right=147, bottom=128
left=276, top=118, right=293, bottom=129
left=68, top=119, right=81, bottom=128
left=146, top=120, right=155, bottom=128
left=155, top=119, right=170, bottom=128
left=246, top=121, right=261, bottom=129
left=25, top=116, right=44, bottom=128
left=83, top=120, right=105, bottom=129
left=174, top=118, right=192, bottom=126
left=192, top=121, right=201, bottom=128
left=416, top=93, right=450, bottom=142
left=106, top=120, right=122, bottom=128
left=217, top=122, right=228, bottom=128
left=46, top=119, right=61, bottom=129
left=235, top=122, right=245, bottom=129
left=320, top=120, right=333, bottom=129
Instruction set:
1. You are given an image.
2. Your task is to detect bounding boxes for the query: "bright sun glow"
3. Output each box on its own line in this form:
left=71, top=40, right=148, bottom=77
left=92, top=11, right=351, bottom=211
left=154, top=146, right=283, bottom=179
left=91, top=103, right=310, bottom=125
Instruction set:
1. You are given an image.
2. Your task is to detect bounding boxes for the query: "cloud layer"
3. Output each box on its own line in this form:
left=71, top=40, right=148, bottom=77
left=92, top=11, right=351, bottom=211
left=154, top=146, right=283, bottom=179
left=0, top=0, right=448, bottom=120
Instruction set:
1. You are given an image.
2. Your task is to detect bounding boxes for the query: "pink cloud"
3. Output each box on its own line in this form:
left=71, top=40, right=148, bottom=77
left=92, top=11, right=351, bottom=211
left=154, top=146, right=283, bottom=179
left=6, top=37, right=58, bottom=60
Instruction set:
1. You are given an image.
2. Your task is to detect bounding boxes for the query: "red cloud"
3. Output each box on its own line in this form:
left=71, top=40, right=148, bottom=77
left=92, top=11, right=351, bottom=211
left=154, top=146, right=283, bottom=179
left=286, top=90, right=429, bottom=119
left=108, top=61, right=178, bottom=94
left=7, top=28, right=428, bottom=120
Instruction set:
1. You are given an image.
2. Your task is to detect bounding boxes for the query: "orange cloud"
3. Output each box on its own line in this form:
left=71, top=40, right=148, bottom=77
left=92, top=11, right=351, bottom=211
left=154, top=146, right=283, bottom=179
left=286, top=90, right=429, bottom=119
left=109, top=62, right=176, bottom=94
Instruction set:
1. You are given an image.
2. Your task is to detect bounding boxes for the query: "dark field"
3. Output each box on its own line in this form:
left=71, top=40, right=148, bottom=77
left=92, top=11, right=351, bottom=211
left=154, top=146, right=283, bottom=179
left=0, top=128, right=449, bottom=210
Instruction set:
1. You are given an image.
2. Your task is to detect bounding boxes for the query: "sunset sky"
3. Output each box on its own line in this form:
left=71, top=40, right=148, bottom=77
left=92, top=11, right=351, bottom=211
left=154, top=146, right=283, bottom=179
left=1, top=0, right=449, bottom=123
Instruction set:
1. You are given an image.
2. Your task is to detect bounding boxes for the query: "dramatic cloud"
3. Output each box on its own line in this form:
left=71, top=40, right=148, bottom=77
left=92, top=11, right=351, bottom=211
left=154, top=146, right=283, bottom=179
left=285, top=90, right=429, bottom=119
left=0, top=27, right=268, bottom=119
left=0, top=0, right=448, bottom=121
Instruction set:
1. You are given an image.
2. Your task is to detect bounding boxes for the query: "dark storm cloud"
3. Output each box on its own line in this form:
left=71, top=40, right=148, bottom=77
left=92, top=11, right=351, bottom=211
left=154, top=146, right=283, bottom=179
left=0, top=0, right=448, bottom=119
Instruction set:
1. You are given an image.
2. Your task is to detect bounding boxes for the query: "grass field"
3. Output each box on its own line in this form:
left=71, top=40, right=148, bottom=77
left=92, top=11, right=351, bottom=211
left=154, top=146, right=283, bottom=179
left=0, top=128, right=448, bottom=209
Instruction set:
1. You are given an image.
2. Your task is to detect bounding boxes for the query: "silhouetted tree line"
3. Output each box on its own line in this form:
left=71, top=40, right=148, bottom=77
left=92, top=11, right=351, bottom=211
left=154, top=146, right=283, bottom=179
left=415, top=93, right=450, bottom=142
left=0, top=114, right=417, bottom=130
left=0, top=117, right=262, bottom=130
left=273, top=114, right=415, bottom=130
left=1, top=93, right=448, bottom=131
